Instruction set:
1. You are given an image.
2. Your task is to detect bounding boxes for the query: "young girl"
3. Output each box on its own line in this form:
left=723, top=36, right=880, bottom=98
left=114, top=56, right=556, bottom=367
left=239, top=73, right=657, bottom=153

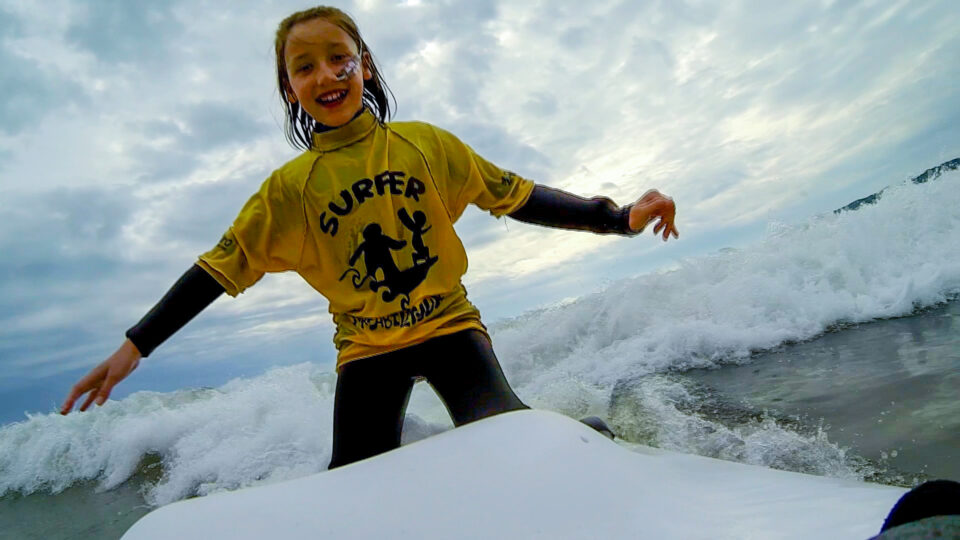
left=60, top=6, right=679, bottom=469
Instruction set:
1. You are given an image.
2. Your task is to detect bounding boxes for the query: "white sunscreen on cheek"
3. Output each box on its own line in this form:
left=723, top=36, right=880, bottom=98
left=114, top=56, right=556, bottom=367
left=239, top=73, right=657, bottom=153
left=336, top=57, right=360, bottom=81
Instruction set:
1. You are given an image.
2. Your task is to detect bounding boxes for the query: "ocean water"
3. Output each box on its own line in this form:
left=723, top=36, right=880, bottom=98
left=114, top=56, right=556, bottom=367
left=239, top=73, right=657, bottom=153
left=687, top=299, right=960, bottom=482
left=2, top=169, right=959, bottom=538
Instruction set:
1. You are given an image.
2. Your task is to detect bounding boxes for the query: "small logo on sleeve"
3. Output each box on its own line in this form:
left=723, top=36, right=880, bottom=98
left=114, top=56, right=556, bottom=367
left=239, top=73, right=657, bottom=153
left=217, top=235, right=235, bottom=250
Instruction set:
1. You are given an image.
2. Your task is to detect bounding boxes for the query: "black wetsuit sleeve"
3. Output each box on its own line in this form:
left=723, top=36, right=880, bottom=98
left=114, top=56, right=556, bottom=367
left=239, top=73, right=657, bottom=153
left=507, top=184, right=638, bottom=235
left=125, top=264, right=225, bottom=357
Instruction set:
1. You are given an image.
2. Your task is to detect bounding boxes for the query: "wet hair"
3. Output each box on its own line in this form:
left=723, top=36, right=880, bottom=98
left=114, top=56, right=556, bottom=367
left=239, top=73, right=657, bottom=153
left=274, top=6, right=395, bottom=151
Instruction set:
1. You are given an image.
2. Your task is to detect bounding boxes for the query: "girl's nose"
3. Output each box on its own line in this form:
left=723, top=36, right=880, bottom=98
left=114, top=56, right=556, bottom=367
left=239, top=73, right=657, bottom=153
left=315, top=61, right=340, bottom=83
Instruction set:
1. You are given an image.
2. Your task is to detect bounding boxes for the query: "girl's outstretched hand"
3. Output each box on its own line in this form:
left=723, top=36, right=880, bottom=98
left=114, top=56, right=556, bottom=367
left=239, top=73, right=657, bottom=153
left=61, top=339, right=141, bottom=414
left=628, top=189, right=679, bottom=241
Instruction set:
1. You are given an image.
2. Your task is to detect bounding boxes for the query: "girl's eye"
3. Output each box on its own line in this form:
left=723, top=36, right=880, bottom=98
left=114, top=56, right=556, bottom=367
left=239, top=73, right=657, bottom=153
left=296, top=63, right=312, bottom=73
left=331, top=54, right=347, bottom=63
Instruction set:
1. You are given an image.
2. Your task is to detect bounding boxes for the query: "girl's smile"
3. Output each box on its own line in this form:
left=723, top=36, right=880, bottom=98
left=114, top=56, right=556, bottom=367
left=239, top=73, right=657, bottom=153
left=318, top=88, right=349, bottom=109
left=284, top=18, right=372, bottom=128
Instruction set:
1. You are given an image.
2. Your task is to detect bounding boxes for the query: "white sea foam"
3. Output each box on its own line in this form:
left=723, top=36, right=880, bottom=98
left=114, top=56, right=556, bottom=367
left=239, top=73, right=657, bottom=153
left=0, top=365, right=339, bottom=505
left=1, top=170, right=958, bottom=504
left=496, top=170, right=960, bottom=392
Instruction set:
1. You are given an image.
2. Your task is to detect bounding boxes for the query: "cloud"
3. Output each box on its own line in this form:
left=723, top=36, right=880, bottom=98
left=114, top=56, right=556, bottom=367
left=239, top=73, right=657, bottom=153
left=63, top=0, right=185, bottom=63
left=523, top=92, right=559, bottom=117
left=0, top=188, right=131, bottom=268
left=123, top=102, right=272, bottom=184
left=0, top=18, right=87, bottom=135
left=1, top=0, right=958, bottom=397
left=180, top=102, right=271, bottom=148
left=0, top=186, right=151, bottom=382
left=0, top=188, right=136, bottom=340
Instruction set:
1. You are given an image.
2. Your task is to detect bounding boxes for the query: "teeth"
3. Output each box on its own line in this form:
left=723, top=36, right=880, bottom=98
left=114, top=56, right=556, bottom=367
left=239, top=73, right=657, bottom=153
left=319, top=90, right=347, bottom=103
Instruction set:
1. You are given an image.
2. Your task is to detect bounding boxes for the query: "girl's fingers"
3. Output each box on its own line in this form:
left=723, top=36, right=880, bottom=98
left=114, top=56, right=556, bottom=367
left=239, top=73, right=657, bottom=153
left=79, top=390, right=99, bottom=412
left=62, top=344, right=138, bottom=414
left=61, top=389, right=77, bottom=414
left=61, top=365, right=106, bottom=414
left=657, top=220, right=678, bottom=241
left=62, top=383, right=90, bottom=414
left=96, top=373, right=122, bottom=406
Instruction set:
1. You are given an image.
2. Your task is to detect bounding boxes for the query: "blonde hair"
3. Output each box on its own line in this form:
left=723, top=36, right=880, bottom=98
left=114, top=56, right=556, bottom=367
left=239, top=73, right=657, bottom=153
left=274, top=6, right=394, bottom=150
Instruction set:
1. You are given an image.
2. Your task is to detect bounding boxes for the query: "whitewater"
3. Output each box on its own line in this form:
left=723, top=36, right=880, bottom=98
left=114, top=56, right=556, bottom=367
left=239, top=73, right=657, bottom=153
left=1, top=167, right=959, bottom=537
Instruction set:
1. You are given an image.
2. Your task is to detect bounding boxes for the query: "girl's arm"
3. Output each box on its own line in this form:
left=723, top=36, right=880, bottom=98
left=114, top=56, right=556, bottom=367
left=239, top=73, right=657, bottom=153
left=125, top=264, right=225, bottom=357
left=508, top=185, right=679, bottom=240
left=60, top=265, right=224, bottom=414
left=62, top=167, right=303, bottom=414
left=508, top=185, right=635, bottom=235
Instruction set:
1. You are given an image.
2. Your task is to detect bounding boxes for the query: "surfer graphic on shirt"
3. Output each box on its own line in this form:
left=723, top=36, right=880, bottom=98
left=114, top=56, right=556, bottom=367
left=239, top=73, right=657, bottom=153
left=340, top=210, right=439, bottom=305
left=347, top=223, right=406, bottom=285
left=398, top=208, right=432, bottom=264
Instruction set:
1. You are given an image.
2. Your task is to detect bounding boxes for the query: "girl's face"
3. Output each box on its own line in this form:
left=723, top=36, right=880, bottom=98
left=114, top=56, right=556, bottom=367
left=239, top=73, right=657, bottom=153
left=284, top=18, right=372, bottom=128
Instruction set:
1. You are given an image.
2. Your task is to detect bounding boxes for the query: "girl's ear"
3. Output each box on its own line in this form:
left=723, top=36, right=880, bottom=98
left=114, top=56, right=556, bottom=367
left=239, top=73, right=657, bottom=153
left=284, top=81, right=298, bottom=104
left=361, top=51, right=373, bottom=81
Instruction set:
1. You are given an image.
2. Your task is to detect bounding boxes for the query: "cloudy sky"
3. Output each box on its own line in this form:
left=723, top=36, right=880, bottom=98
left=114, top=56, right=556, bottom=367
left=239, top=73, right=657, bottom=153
left=1, top=0, right=957, bottom=423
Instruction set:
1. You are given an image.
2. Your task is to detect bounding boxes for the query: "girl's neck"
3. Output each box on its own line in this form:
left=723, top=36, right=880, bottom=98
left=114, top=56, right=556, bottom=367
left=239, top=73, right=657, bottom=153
left=315, top=107, right=366, bottom=133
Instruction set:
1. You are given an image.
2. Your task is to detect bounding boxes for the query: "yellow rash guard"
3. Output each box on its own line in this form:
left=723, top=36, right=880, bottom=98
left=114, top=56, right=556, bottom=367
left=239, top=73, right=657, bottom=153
left=197, top=109, right=534, bottom=369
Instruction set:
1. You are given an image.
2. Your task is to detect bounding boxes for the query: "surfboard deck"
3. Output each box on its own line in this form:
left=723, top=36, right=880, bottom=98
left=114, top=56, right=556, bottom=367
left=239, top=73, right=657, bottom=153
left=121, top=410, right=904, bottom=539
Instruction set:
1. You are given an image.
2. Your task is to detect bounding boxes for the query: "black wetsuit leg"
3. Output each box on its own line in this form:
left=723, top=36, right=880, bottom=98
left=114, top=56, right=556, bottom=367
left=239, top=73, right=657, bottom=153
left=327, top=329, right=527, bottom=469
left=328, top=356, right=416, bottom=469
left=419, top=329, right=529, bottom=426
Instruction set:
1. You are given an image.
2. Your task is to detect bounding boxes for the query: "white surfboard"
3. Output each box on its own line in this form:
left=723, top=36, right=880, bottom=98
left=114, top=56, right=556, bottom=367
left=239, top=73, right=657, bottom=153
left=121, top=410, right=905, bottom=539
